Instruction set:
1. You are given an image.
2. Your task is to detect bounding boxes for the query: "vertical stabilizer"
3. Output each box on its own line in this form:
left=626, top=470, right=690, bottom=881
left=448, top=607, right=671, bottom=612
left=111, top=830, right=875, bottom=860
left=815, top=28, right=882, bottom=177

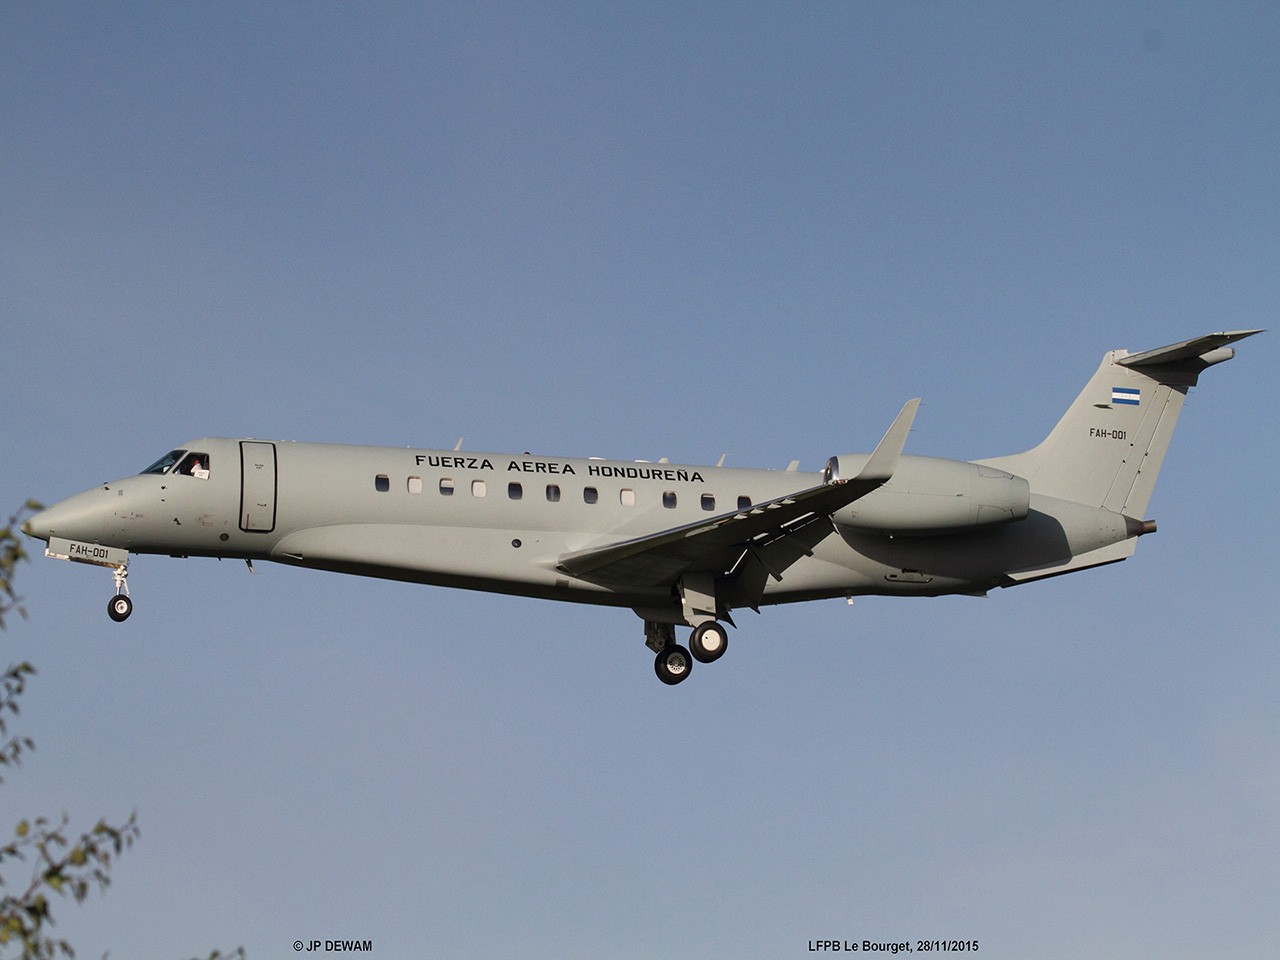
left=979, top=331, right=1261, bottom=515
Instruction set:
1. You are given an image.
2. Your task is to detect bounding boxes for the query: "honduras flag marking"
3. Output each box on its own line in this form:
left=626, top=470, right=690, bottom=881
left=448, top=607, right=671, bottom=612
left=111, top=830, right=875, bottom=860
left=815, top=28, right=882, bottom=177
left=1112, top=386, right=1141, bottom=406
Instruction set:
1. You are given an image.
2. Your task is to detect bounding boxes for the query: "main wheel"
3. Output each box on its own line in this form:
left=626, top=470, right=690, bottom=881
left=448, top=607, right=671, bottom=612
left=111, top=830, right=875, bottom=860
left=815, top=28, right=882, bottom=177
left=654, top=644, right=693, bottom=685
left=689, top=621, right=729, bottom=663
left=107, top=594, right=133, bottom=622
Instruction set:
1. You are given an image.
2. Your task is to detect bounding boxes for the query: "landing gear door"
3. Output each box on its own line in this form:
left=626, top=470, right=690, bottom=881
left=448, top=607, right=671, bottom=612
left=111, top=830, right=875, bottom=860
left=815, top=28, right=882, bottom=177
left=240, top=441, right=277, bottom=533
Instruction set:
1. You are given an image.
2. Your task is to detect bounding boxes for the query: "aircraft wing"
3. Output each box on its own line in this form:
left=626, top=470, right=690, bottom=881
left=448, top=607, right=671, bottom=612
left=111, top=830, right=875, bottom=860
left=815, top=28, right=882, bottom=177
left=555, top=399, right=919, bottom=589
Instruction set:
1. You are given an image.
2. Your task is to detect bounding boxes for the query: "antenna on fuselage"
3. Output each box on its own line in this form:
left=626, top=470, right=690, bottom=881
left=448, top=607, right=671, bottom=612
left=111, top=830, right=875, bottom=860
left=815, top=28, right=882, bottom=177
left=454, top=437, right=464, bottom=451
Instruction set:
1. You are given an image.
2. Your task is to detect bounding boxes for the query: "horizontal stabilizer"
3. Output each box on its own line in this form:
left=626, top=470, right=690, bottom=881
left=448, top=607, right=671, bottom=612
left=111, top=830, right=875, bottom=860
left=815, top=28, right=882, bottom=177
left=1117, top=329, right=1263, bottom=370
left=980, top=328, right=1261, bottom=516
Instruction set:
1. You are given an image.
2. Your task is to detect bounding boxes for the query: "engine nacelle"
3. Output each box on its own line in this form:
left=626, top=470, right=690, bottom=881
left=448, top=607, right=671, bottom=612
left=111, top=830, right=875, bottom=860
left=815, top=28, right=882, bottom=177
left=825, top=454, right=1030, bottom=535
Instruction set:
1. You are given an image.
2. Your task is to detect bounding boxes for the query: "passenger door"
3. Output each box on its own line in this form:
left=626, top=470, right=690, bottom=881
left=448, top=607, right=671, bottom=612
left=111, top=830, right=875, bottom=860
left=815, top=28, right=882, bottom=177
left=240, top=441, right=277, bottom=533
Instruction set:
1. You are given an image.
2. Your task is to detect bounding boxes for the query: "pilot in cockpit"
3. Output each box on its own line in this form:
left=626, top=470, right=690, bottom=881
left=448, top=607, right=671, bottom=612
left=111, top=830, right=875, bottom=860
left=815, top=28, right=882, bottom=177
left=178, top=453, right=210, bottom=480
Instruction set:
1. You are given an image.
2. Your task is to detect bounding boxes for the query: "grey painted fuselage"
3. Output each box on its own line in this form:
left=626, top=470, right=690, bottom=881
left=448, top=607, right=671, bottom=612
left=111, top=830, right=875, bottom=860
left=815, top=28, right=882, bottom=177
left=23, top=330, right=1260, bottom=682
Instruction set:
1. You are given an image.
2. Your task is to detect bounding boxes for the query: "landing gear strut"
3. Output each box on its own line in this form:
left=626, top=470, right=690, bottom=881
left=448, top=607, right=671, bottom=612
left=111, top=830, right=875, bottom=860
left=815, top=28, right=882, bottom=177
left=106, top=564, right=132, bottom=622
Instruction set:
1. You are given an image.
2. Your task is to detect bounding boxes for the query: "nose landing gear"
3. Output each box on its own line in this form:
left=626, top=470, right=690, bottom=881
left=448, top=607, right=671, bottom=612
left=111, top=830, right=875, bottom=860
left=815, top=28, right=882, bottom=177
left=106, top=564, right=132, bottom=622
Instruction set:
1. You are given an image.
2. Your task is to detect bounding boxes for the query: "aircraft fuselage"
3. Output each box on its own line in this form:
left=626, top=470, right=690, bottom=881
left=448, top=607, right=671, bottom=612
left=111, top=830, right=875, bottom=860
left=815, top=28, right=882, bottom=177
left=24, top=329, right=1259, bottom=684
left=25, top=435, right=1137, bottom=615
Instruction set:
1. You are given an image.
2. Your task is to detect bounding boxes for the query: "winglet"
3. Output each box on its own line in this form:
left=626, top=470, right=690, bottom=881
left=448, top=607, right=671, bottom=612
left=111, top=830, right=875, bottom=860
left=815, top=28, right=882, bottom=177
left=856, top=398, right=920, bottom=483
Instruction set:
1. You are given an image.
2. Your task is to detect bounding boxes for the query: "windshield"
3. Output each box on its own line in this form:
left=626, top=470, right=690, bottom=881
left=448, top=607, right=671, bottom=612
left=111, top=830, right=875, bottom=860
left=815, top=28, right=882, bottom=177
left=140, top=450, right=186, bottom=475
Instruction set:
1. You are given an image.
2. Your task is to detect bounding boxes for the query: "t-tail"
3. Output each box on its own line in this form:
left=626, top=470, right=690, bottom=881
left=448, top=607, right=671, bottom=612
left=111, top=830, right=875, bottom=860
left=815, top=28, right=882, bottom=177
left=979, top=330, right=1263, bottom=517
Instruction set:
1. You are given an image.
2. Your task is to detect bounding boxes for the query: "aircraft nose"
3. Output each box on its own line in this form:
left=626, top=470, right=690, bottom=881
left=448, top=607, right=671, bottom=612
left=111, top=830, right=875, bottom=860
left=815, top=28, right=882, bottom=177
left=21, top=508, right=51, bottom=542
left=18, top=489, right=123, bottom=547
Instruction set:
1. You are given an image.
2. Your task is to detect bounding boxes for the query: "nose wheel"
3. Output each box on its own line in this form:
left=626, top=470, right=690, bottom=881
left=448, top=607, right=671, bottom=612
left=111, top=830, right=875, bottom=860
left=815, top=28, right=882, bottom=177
left=106, top=564, right=132, bottom=622
left=107, top=594, right=133, bottom=622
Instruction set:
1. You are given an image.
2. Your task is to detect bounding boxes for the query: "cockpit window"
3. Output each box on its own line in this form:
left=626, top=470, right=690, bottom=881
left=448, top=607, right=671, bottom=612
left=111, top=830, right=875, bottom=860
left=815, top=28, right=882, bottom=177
left=141, top=450, right=186, bottom=475
left=176, top=452, right=211, bottom=479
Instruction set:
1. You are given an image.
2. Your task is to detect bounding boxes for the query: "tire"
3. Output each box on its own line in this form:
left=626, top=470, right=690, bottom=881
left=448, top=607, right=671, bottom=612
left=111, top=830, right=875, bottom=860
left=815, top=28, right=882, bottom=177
left=654, top=644, right=693, bottom=685
left=107, top=595, right=133, bottom=622
left=689, top=621, right=728, bottom=664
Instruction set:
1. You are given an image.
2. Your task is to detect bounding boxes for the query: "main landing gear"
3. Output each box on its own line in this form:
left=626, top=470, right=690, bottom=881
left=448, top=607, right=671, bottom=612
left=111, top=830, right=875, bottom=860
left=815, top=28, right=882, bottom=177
left=646, top=620, right=730, bottom=686
left=106, top=563, right=132, bottom=622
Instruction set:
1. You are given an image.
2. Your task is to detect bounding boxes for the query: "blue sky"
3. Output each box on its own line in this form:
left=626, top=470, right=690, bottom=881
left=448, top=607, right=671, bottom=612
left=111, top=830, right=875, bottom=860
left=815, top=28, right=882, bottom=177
left=2, top=3, right=1276, bottom=958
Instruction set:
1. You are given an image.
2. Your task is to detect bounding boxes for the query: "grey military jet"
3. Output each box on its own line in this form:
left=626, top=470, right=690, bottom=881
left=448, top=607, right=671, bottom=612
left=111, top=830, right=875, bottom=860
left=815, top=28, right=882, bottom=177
left=23, top=330, right=1260, bottom=684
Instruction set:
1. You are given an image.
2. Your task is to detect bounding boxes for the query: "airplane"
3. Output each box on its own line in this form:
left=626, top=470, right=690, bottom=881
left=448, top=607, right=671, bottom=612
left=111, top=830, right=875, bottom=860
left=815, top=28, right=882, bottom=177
left=22, top=329, right=1261, bottom=685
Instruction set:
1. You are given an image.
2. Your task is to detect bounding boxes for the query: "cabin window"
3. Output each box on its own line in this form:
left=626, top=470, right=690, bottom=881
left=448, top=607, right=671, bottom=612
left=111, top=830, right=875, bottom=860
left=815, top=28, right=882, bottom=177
left=374, top=474, right=390, bottom=492
left=141, top=450, right=185, bottom=475
left=472, top=479, right=487, bottom=498
left=620, top=488, right=636, bottom=507
left=440, top=478, right=455, bottom=496
left=546, top=484, right=561, bottom=502
left=738, top=495, right=752, bottom=510
left=177, top=452, right=211, bottom=480
left=508, top=482, right=523, bottom=500
left=701, top=493, right=715, bottom=511
left=663, top=491, right=677, bottom=509
left=583, top=487, right=599, bottom=504
left=408, top=476, right=423, bottom=494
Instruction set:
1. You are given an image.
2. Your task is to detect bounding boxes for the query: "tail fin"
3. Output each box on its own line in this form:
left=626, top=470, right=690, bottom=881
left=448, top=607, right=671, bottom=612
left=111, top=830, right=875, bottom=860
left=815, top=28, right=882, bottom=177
left=979, top=330, right=1262, bottom=514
